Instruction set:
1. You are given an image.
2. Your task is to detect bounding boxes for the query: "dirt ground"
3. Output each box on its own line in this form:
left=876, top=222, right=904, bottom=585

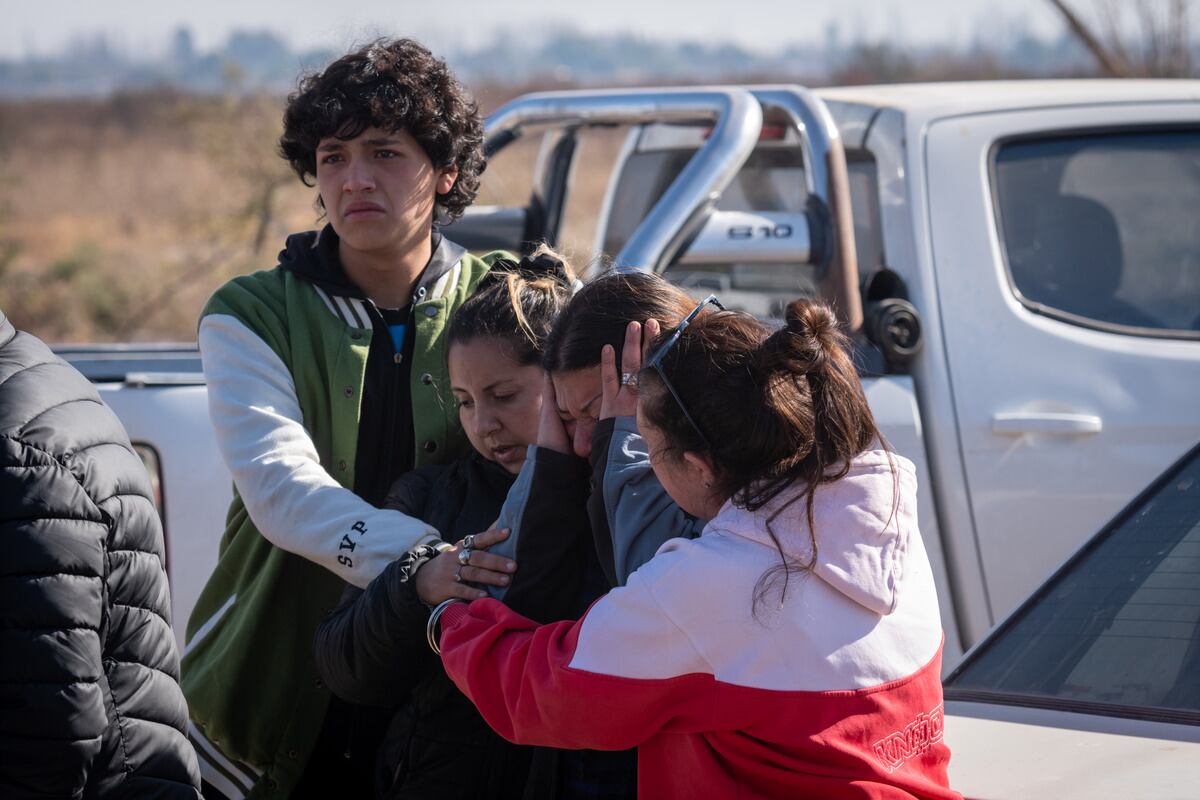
left=0, top=89, right=623, bottom=343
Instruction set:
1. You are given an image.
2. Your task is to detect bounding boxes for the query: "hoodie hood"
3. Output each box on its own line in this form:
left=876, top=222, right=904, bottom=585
left=709, top=449, right=917, bottom=616
left=278, top=224, right=467, bottom=305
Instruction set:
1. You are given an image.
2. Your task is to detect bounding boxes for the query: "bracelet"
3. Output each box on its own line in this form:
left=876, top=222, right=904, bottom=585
left=426, top=598, right=464, bottom=655
left=397, top=540, right=454, bottom=583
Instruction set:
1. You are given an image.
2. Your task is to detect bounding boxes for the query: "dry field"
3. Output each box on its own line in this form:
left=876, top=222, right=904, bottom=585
left=0, top=88, right=623, bottom=343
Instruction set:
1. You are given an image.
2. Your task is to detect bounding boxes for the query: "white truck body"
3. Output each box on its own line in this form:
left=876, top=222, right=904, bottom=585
left=944, top=700, right=1200, bottom=798
left=90, top=376, right=228, bottom=652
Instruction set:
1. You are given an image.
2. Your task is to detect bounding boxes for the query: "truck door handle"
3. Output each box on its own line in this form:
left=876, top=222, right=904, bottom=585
left=991, top=412, right=1103, bottom=436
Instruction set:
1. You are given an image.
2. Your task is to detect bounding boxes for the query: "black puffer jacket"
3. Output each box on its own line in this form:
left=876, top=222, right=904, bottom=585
left=0, top=311, right=201, bottom=798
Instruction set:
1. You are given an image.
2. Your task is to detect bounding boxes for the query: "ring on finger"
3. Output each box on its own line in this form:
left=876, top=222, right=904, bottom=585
left=457, top=548, right=471, bottom=566
left=454, top=565, right=464, bottom=583
left=462, top=534, right=476, bottom=550
left=620, top=372, right=638, bottom=387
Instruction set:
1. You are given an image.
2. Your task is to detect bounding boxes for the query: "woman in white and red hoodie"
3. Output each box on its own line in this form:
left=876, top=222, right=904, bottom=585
left=431, top=298, right=961, bottom=800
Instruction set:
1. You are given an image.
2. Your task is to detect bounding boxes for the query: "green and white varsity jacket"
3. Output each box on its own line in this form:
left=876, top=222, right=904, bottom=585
left=182, top=231, right=507, bottom=799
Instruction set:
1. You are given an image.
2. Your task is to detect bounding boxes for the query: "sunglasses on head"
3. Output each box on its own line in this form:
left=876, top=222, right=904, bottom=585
left=643, top=294, right=726, bottom=448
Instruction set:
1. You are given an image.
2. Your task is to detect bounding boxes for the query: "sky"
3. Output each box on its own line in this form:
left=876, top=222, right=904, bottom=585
left=1, top=0, right=1068, bottom=59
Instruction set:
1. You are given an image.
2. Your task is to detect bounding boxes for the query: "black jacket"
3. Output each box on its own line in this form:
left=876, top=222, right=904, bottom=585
left=277, top=225, right=466, bottom=506
left=0, top=311, right=201, bottom=798
left=313, top=449, right=594, bottom=799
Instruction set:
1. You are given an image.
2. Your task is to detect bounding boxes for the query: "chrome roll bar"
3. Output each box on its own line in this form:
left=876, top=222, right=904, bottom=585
left=482, top=85, right=861, bottom=331
left=484, top=88, right=763, bottom=274
left=750, top=86, right=862, bottom=331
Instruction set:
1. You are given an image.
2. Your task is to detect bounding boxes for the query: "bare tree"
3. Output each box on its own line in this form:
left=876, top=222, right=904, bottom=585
left=1048, top=0, right=1193, bottom=77
left=1048, top=0, right=1132, bottom=75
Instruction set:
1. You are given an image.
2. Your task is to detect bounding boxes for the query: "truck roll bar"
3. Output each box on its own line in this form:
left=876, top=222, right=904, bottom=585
left=482, top=85, right=861, bottom=332
left=484, top=88, right=763, bottom=275
left=750, top=87, right=862, bottom=332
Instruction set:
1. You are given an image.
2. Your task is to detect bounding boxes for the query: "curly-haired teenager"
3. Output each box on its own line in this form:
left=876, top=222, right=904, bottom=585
left=181, top=39, right=509, bottom=799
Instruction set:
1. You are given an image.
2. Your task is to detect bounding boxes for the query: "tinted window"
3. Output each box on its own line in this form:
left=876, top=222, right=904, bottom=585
left=601, top=148, right=695, bottom=258
left=847, top=153, right=884, bottom=275
left=946, top=446, right=1200, bottom=716
left=994, top=131, right=1200, bottom=335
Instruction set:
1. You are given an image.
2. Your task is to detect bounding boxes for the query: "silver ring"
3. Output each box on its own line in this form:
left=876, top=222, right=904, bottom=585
left=457, top=548, right=471, bottom=566
left=454, top=566, right=464, bottom=583
left=620, top=372, right=638, bottom=387
left=462, top=534, right=476, bottom=550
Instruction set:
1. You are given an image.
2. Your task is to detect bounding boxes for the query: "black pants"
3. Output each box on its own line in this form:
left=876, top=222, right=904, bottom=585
left=199, top=698, right=386, bottom=799
left=291, top=696, right=388, bottom=799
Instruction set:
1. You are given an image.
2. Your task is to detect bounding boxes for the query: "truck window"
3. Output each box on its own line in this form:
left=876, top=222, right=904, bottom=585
left=559, top=126, right=634, bottom=268
left=846, top=152, right=884, bottom=275
left=945, top=444, right=1200, bottom=719
left=993, top=130, right=1200, bottom=337
left=600, top=146, right=696, bottom=259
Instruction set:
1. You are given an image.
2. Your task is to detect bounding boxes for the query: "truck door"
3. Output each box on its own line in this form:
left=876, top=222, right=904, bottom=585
left=926, top=105, right=1200, bottom=620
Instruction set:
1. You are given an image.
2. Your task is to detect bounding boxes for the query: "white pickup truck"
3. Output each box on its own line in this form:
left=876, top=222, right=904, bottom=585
left=61, top=81, right=1200, bottom=677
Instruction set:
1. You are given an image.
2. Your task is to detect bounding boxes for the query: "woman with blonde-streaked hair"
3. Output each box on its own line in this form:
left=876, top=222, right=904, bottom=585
left=314, top=251, right=592, bottom=799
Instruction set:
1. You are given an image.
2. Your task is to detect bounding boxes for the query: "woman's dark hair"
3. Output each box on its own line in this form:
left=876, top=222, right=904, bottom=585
left=448, top=246, right=576, bottom=365
left=279, top=38, right=485, bottom=223
left=543, top=270, right=696, bottom=373
left=638, top=299, right=887, bottom=611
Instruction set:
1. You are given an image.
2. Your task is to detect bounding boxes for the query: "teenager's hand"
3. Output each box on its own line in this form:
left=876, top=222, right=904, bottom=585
left=600, top=319, right=659, bottom=420
left=415, top=527, right=517, bottom=605
left=536, top=373, right=571, bottom=454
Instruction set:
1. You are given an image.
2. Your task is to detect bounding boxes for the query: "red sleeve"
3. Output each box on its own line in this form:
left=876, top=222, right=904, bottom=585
left=438, top=595, right=718, bottom=751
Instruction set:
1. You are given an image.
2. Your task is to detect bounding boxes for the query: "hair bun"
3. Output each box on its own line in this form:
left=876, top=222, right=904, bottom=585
left=487, top=247, right=574, bottom=288
left=783, top=299, right=838, bottom=345
left=518, top=252, right=570, bottom=281
left=752, top=299, right=842, bottom=378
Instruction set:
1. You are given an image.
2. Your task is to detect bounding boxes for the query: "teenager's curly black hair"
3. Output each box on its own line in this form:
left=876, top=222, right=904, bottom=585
left=279, top=38, right=485, bottom=223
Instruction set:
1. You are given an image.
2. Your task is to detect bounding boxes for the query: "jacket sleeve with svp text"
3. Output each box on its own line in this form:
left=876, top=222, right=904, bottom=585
left=199, top=313, right=439, bottom=589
